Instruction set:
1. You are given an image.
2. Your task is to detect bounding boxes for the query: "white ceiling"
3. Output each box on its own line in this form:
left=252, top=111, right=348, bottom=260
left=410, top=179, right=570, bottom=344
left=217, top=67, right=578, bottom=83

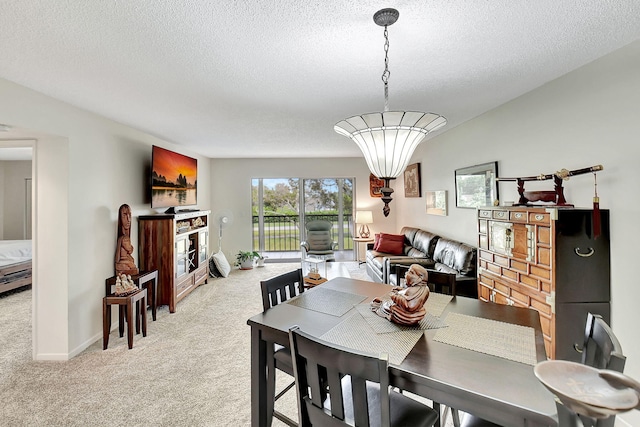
left=1, top=1, right=639, bottom=159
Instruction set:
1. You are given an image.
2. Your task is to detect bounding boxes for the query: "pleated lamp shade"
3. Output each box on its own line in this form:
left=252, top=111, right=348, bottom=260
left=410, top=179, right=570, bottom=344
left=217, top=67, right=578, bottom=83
left=335, top=111, right=446, bottom=179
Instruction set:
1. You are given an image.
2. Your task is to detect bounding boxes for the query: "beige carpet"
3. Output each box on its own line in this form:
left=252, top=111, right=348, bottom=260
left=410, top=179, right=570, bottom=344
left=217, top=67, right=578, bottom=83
left=0, top=262, right=456, bottom=427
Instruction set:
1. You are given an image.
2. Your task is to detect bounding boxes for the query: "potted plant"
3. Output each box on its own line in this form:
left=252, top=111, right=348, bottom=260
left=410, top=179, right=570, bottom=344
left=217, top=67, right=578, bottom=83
left=256, top=253, right=268, bottom=268
left=235, top=251, right=260, bottom=270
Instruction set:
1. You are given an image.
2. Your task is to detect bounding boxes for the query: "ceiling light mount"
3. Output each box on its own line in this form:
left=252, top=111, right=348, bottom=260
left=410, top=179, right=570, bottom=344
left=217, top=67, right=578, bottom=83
left=335, top=8, right=447, bottom=217
left=373, top=8, right=399, bottom=27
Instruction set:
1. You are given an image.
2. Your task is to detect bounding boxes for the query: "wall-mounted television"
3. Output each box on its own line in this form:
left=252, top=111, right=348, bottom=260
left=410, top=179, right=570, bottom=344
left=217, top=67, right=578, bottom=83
left=151, top=145, right=197, bottom=213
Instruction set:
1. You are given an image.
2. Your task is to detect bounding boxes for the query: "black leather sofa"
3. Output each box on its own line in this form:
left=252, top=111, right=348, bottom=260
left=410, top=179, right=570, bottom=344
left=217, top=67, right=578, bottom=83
left=365, top=226, right=478, bottom=298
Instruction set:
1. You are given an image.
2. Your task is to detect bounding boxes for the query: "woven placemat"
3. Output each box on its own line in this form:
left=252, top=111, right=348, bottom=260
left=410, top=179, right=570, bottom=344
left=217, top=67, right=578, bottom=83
left=287, top=287, right=367, bottom=317
left=433, top=312, right=537, bottom=365
left=355, top=303, right=447, bottom=334
left=424, top=292, right=453, bottom=317
left=320, top=311, right=423, bottom=365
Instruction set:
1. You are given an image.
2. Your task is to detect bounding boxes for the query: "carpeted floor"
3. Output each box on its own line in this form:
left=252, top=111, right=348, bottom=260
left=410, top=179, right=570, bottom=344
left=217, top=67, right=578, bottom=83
left=0, top=262, right=455, bottom=426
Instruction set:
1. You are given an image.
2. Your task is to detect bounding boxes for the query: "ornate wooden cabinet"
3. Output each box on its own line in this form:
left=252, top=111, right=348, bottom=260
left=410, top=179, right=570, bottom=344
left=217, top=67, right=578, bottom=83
left=477, top=207, right=610, bottom=360
left=138, top=210, right=210, bottom=313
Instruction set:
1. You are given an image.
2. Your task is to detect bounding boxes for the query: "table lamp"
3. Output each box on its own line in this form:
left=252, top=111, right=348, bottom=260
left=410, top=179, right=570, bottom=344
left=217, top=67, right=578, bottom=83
left=355, top=210, right=373, bottom=238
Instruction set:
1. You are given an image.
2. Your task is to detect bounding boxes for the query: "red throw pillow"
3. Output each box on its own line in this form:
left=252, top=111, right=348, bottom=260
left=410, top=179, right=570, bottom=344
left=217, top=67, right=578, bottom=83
left=373, top=233, right=381, bottom=251
left=375, top=233, right=404, bottom=255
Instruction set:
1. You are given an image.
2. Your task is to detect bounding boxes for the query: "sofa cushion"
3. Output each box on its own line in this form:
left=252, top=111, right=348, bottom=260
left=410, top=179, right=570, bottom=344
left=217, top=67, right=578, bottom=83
left=432, top=238, right=476, bottom=276
left=401, top=227, right=440, bottom=258
left=433, top=263, right=458, bottom=275
left=375, top=233, right=405, bottom=255
left=406, top=247, right=427, bottom=258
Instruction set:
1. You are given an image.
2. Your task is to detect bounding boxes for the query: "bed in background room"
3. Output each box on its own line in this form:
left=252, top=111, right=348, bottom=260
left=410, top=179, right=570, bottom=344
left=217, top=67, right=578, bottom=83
left=0, top=240, right=32, bottom=295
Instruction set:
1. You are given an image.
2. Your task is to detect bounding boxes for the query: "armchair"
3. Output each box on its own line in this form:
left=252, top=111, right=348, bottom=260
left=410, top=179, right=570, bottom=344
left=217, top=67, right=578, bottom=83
left=300, top=220, right=338, bottom=261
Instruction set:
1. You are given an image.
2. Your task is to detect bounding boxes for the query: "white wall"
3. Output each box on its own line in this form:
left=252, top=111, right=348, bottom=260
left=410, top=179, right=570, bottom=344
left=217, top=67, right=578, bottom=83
left=0, top=160, right=32, bottom=239
left=0, top=78, right=212, bottom=359
left=396, top=39, right=640, bottom=426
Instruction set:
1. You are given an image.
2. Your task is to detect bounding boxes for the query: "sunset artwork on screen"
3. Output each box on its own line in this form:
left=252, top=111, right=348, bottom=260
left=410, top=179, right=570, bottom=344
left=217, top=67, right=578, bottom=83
left=151, top=146, right=197, bottom=209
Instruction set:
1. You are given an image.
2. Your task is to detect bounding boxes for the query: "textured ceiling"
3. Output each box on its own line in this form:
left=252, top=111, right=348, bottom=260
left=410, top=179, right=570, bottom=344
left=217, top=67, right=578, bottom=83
left=1, top=1, right=639, bottom=158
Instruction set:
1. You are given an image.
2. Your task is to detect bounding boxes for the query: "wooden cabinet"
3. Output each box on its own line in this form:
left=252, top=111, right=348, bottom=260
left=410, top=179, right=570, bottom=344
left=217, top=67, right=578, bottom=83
left=477, top=207, right=610, bottom=360
left=138, top=210, right=210, bottom=313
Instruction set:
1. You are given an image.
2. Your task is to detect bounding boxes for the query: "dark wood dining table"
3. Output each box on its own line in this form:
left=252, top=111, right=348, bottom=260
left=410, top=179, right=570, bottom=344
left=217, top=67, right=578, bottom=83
left=247, top=277, right=558, bottom=427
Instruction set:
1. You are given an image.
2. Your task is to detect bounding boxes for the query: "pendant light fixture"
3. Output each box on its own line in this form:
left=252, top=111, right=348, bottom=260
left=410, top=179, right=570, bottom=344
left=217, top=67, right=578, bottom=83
left=335, top=8, right=447, bottom=216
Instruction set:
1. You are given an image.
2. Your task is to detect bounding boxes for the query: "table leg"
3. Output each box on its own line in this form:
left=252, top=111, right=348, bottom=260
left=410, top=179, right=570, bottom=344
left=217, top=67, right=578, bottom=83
left=150, top=278, right=157, bottom=321
left=118, top=305, right=125, bottom=337
left=265, top=341, right=276, bottom=427
left=135, top=298, right=141, bottom=334
left=140, top=278, right=158, bottom=321
left=126, top=299, right=134, bottom=350
left=102, top=299, right=110, bottom=350
left=251, top=326, right=268, bottom=427
left=141, top=294, right=147, bottom=337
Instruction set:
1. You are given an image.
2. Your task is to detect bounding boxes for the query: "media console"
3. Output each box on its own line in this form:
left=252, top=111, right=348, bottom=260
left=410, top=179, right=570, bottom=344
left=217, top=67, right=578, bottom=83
left=138, top=210, right=210, bottom=313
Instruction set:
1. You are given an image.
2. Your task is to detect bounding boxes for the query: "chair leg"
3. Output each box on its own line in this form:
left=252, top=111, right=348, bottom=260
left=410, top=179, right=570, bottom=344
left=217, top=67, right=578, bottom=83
left=450, top=407, right=461, bottom=427
left=432, top=402, right=442, bottom=427
left=274, top=380, right=295, bottom=401
left=269, top=372, right=298, bottom=427
left=273, top=410, right=297, bottom=427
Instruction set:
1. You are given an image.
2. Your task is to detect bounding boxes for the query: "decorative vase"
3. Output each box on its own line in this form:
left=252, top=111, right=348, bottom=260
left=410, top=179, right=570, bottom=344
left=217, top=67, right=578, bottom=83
left=240, top=259, right=254, bottom=270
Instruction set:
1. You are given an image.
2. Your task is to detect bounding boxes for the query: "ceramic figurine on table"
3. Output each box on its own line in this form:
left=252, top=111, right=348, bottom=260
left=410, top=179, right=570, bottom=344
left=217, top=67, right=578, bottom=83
left=371, top=264, right=430, bottom=326
left=114, top=273, right=138, bottom=296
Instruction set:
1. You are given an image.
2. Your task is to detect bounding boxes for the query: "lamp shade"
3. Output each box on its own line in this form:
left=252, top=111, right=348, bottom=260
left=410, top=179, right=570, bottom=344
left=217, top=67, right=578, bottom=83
left=355, top=210, right=373, bottom=224
left=335, top=111, right=446, bottom=179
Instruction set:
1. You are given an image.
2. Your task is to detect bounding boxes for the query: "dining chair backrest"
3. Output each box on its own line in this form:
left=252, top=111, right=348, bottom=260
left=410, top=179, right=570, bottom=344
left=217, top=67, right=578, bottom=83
left=395, top=265, right=456, bottom=296
left=580, top=312, right=626, bottom=372
left=426, top=269, right=457, bottom=296
left=565, top=313, right=626, bottom=427
left=288, top=325, right=391, bottom=427
left=260, top=269, right=305, bottom=312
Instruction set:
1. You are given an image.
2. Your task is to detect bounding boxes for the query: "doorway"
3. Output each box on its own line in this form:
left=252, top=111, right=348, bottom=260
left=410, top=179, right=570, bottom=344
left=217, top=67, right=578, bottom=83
left=0, top=141, right=34, bottom=363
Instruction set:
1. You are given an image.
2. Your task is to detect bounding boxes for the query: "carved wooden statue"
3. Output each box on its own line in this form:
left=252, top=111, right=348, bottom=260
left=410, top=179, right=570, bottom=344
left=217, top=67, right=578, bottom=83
left=115, top=204, right=139, bottom=276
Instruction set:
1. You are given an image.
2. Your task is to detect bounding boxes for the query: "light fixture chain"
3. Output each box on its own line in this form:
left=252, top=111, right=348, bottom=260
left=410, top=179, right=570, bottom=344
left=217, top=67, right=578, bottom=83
left=382, top=26, right=390, bottom=84
left=381, top=26, right=391, bottom=111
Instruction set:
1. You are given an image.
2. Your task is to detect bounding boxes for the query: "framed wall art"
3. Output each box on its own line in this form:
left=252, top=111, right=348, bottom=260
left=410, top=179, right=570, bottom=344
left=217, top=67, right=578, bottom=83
left=404, top=163, right=421, bottom=198
left=369, top=174, right=384, bottom=198
left=426, top=190, right=447, bottom=216
left=455, top=161, right=499, bottom=208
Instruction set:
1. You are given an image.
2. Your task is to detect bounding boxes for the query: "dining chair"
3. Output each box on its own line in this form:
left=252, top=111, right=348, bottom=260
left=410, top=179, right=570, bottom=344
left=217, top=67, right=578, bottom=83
left=260, top=269, right=305, bottom=427
left=565, top=312, right=626, bottom=427
left=288, top=325, right=440, bottom=427
left=458, top=312, right=626, bottom=427
left=393, top=264, right=456, bottom=296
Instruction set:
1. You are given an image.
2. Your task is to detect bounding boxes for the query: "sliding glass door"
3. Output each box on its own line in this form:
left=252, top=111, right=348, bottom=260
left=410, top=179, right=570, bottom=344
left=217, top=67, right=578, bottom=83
left=252, top=178, right=354, bottom=261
